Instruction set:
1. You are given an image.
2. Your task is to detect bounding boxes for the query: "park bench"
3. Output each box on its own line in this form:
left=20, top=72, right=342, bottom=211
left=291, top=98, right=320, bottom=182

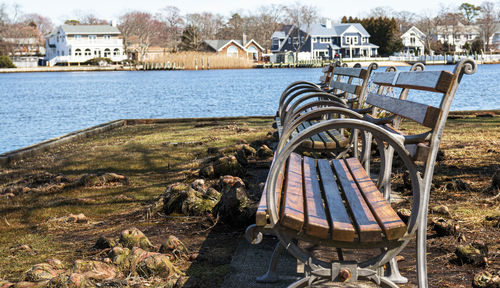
left=274, top=63, right=377, bottom=154
left=246, top=59, right=476, bottom=287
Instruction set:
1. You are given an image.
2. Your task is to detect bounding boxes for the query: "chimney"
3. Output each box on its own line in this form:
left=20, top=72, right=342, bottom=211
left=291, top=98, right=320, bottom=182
left=242, top=33, right=247, bottom=45
left=110, top=20, right=117, bottom=27
left=325, top=19, right=332, bottom=29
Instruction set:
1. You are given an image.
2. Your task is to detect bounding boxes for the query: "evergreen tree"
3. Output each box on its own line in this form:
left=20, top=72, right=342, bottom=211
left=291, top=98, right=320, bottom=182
left=178, top=25, right=202, bottom=51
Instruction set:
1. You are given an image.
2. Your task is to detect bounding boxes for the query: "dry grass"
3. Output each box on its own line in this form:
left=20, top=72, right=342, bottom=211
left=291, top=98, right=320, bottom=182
left=146, top=51, right=255, bottom=70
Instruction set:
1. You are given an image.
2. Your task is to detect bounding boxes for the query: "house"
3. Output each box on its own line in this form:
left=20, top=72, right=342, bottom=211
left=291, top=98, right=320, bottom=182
left=434, top=23, right=480, bottom=53
left=270, top=20, right=379, bottom=62
left=202, top=34, right=265, bottom=61
left=44, top=23, right=126, bottom=66
left=401, top=26, right=426, bottom=56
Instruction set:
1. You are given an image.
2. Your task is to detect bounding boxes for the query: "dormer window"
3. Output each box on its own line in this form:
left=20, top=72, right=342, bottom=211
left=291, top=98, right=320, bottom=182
left=75, top=35, right=82, bottom=40
left=88, top=35, right=97, bottom=40
left=103, top=35, right=111, bottom=40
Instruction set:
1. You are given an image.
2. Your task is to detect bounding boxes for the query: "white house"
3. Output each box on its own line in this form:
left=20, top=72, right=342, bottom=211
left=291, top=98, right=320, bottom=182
left=434, top=23, right=480, bottom=53
left=45, top=23, right=126, bottom=66
left=401, top=26, right=426, bottom=56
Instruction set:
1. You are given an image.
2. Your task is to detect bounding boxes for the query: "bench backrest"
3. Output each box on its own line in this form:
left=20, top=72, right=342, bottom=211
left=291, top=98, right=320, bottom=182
left=329, top=63, right=378, bottom=109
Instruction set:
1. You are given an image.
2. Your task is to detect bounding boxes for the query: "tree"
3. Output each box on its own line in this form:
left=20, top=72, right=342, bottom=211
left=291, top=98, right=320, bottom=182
left=477, top=1, right=498, bottom=51
left=251, top=5, right=283, bottom=49
left=20, top=13, right=53, bottom=35
left=118, top=11, right=160, bottom=61
left=178, top=24, right=202, bottom=51
left=393, top=11, right=418, bottom=33
left=416, top=11, right=440, bottom=54
left=216, top=13, right=244, bottom=39
left=342, top=16, right=403, bottom=56
left=470, top=38, right=483, bottom=53
left=157, top=6, right=184, bottom=51
left=459, top=3, right=481, bottom=23
left=185, top=12, right=225, bottom=40
left=284, top=2, right=318, bottom=62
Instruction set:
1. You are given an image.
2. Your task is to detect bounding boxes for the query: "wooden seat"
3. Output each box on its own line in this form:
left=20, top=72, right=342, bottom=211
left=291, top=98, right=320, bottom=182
left=256, top=152, right=406, bottom=242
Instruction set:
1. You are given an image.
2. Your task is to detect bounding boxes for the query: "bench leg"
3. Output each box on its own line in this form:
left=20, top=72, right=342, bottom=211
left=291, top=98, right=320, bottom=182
left=256, top=241, right=284, bottom=283
left=417, top=226, right=429, bottom=288
left=385, top=257, right=408, bottom=284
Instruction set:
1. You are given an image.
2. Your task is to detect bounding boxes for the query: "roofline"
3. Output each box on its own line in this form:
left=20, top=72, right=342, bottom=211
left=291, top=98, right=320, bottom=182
left=218, top=39, right=246, bottom=51
left=245, top=39, right=264, bottom=51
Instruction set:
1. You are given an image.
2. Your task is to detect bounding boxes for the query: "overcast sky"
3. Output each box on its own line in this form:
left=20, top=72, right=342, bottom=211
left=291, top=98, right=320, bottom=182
left=4, top=0, right=488, bottom=24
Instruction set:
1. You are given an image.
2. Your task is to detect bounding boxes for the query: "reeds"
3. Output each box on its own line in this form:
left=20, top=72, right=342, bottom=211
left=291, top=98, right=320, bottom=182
left=146, top=51, right=255, bottom=70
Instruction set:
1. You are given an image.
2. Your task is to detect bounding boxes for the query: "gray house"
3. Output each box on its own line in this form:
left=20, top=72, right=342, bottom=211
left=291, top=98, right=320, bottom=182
left=271, top=20, right=378, bottom=62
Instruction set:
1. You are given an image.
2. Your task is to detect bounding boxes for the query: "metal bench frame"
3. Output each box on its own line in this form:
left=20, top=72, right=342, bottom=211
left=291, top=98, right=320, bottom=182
left=246, top=59, right=476, bottom=288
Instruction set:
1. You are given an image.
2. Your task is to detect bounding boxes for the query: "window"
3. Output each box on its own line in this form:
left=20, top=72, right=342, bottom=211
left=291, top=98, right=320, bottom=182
left=75, top=49, right=82, bottom=56
left=288, top=38, right=291, bottom=44
left=88, top=35, right=97, bottom=40
left=104, top=48, right=111, bottom=57
left=272, top=39, right=279, bottom=46
left=75, top=35, right=82, bottom=40
left=320, top=37, right=330, bottom=43
left=247, top=46, right=258, bottom=60
left=68, top=49, right=71, bottom=55
left=468, top=34, right=474, bottom=40
left=293, top=37, right=299, bottom=44
left=455, top=34, right=461, bottom=39
left=227, top=45, right=238, bottom=57
left=345, top=36, right=358, bottom=45
left=410, top=37, right=416, bottom=45
left=312, top=37, right=317, bottom=43
left=113, top=48, right=120, bottom=56
left=103, top=35, right=111, bottom=40
left=84, top=48, right=91, bottom=56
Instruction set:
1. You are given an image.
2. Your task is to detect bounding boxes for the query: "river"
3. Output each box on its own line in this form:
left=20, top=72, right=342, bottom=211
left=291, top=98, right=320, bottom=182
left=0, top=64, right=499, bottom=154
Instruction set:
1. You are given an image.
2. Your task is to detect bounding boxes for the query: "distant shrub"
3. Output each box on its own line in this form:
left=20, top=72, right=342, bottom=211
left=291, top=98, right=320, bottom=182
left=122, top=59, right=136, bottom=65
left=83, top=57, right=112, bottom=66
left=0, top=56, right=16, bottom=68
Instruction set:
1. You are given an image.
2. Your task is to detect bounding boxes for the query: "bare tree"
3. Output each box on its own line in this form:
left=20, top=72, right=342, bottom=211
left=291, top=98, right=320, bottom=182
left=185, top=12, right=225, bottom=40
left=368, top=6, right=395, bottom=18
left=477, top=1, right=498, bottom=51
left=253, top=4, right=284, bottom=49
left=20, top=13, right=54, bottom=35
left=119, top=11, right=160, bottom=61
left=394, top=11, right=418, bottom=33
left=284, top=2, right=318, bottom=62
left=416, top=11, right=440, bottom=53
left=157, top=6, right=184, bottom=50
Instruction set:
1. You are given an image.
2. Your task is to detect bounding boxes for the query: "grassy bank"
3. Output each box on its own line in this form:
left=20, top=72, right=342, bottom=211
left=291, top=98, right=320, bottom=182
left=0, top=115, right=498, bottom=287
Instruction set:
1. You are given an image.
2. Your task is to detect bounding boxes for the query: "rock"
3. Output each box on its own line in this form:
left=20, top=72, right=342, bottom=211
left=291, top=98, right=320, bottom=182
left=128, top=247, right=179, bottom=278
left=25, top=260, right=65, bottom=282
left=397, top=208, right=411, bottom=224
left=214, top=155, right=245, bottom=177
left=432, top=218, right=458, bottom=236
left=159, top=235, right=189, bottom=260
left=431, top=205, right=451, bottom=217
left=206, top=188, right=221, bottom=200
left=119, top=228, right=155, bottom=251
left=111, top=246, right=131, bottom=269
left=218, top=175, right=245, bottom=194
left=455, top=242, right=489, bottom=266
left=78, top=172, right=128, bottom=187
left=67, top=260, right=118, bottom=287
left=199, top=164, right=215, bottom=178
left=213, top=179, right=255, bottom=227
left=191, top=179, right=206, bottom=193
left=12, top=281, right=48, bottom=288
left=67, top=213, right=88, bottom=223
left=0, top=280, right=13, bottom=288
left=94, top=235, right=116, bottom=250
left=163, top=183, right=218, bottom=216
left=235, top=145, right=257, bottom=166
left=256, top=145, right=273, bottom=159
left=473, top=271, right=500, bottom=288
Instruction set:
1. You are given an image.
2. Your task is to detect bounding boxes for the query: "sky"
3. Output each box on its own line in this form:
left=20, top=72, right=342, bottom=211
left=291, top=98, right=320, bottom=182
left=4, top=0, right=488, bottom=24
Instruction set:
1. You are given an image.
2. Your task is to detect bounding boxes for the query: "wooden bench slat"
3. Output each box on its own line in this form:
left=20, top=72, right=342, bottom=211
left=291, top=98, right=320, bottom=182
left=345, top=158, right=407, bottom=240
left=332, top=159, right=382, bottom=242
left=366, top=93, right=441, bottom=128
left=317, top=159, right=356, bottom=242
left=303, top=156, right=330, bottom=239
left=333, top=67, right=367, bottom=78
left=281, top=153, right=305, bottom=231
left=330, top=81, right=361, bottom=96
left=372, top=70, right=454, bottom=93
left=303, top=120, right=326, bottom=149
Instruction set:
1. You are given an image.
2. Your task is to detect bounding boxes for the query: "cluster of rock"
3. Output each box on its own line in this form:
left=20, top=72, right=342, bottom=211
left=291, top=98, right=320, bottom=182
left=162, top=142, right=274, bottom=227
left=0, top=172, right=129, bottom=199
left=0, top=228, right=187, bottom=288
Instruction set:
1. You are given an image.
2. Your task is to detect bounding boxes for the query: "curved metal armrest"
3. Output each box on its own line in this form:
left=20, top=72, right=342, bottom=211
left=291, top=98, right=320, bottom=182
left=280, top=81, right=321, bottom=106
left=404, top=131, right=432, bottom=145
left=281, top=92, right=348, bottom=126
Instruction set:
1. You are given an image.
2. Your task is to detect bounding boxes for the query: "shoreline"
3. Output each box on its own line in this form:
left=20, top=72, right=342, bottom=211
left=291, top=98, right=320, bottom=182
left=2, top=60, right=499, bottom=73
left=1, top=112, right=497, bottom=167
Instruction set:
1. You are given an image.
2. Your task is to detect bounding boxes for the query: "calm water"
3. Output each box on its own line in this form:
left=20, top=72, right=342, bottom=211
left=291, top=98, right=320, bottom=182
left=0, top=64, right=499, bottom=154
